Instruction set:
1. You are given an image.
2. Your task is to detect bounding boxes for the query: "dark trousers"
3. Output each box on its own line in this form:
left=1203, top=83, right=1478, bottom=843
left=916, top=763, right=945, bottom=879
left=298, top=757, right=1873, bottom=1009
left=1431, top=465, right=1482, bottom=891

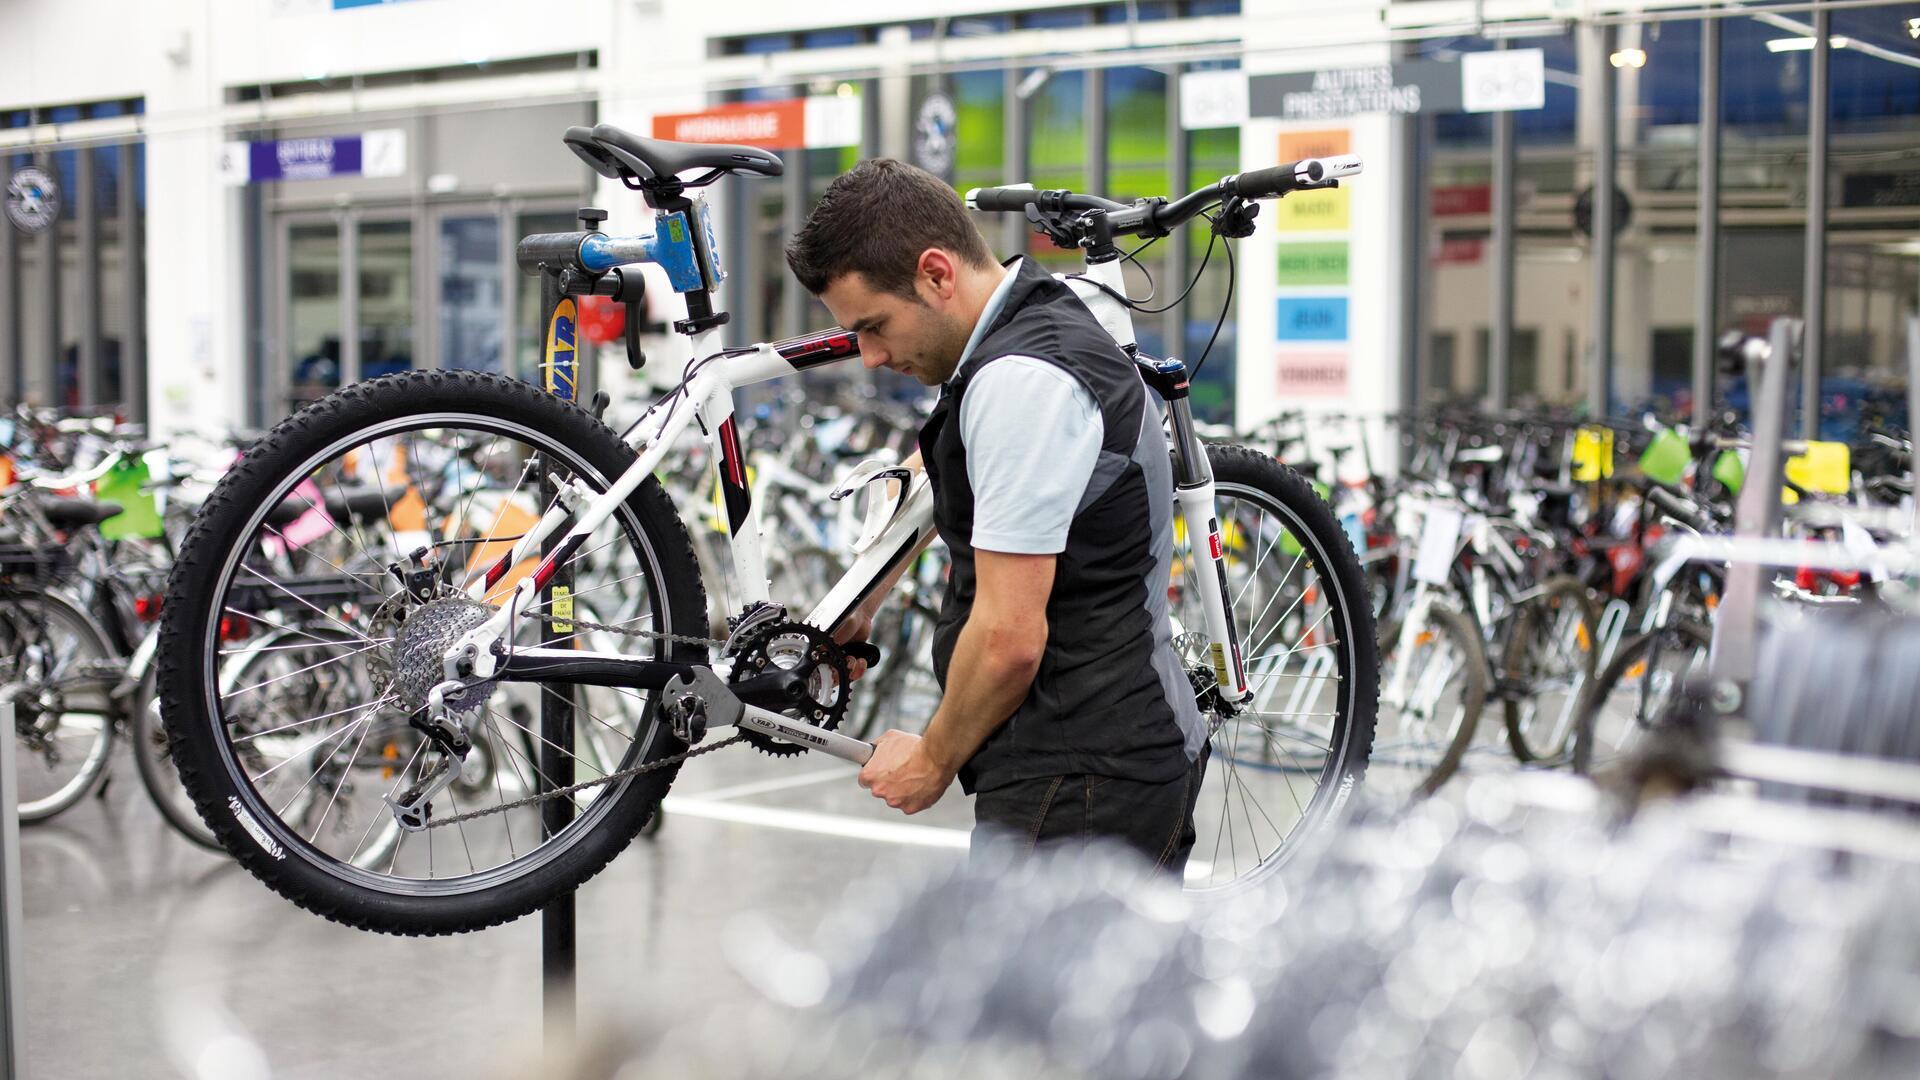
left=970, top=751, right=1207, bottom=875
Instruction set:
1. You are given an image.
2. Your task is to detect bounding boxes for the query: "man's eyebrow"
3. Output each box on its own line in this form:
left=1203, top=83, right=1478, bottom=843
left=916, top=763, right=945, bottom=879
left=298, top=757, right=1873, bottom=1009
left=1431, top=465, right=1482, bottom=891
left=846, top=315, right=880, bottom=334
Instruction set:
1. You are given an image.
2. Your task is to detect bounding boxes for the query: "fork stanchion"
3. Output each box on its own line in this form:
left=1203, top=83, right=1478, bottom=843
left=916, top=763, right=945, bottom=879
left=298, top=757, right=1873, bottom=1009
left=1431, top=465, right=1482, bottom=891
left=537, top=252, right=581, bottom=1054
left=2, top=701, right=26, bottom=1078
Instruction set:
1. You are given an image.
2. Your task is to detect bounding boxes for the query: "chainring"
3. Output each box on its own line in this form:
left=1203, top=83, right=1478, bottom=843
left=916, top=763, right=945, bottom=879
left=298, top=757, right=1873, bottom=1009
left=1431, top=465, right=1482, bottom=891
left=726, top=620, right=852, bottom=757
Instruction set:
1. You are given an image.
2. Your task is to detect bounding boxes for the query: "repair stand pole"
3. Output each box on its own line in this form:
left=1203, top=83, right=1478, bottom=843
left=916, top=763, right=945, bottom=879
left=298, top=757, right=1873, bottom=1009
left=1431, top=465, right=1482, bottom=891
left=2, top=702, right=25, bottom=1079
left=537, top=264, right=578, bottom=1055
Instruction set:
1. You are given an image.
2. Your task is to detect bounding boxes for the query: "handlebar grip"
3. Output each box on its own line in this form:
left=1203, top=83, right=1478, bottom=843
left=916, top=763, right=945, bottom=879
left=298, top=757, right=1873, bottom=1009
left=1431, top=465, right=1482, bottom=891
left=964, top=184, right=1036, bottom=212
left=1230, top=155, right=1364, bottom=198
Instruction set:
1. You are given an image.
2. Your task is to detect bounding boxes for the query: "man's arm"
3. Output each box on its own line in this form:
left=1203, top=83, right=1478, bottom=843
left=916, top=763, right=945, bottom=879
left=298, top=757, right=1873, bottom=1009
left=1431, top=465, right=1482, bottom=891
left=856, top=549, right=1053, bottom=813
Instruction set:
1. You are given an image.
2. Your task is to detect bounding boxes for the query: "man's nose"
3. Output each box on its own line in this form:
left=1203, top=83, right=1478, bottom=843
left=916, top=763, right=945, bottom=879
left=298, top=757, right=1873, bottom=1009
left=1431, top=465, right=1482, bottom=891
left=861, top=344, right=889, bottom=370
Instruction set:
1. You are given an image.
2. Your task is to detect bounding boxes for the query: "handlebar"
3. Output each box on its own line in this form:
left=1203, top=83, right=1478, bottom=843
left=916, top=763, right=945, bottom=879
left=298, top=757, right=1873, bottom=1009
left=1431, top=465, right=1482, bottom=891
left=965, top=154, right=1363, bottom=240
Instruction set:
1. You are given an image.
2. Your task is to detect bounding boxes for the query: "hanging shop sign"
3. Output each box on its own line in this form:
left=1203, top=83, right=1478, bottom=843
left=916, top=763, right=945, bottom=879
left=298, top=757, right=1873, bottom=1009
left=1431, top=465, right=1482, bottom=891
left=913, top=93, right=958, bottom=178
left=1274, top=350, right=1350, bottom=398
left=1274, top=129, right=1351, bottom=232
left=651, top=96, right=861, bottom=152
left=1275, top=297, right=1350, bottom=342
left=217, top=129, right=408, bottom=186
left=1190, top=50, right=1544, bottom=128
left=4, top=166, right=59, bottom=234
left=1275, top=241, right=1349, bottom=287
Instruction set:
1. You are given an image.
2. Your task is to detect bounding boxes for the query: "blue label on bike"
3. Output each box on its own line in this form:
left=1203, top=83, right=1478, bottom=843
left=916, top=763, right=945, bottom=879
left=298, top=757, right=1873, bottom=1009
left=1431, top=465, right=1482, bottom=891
left=545, top=298, right=577, bottom=401
left=653, top=210, right=705, bottom=294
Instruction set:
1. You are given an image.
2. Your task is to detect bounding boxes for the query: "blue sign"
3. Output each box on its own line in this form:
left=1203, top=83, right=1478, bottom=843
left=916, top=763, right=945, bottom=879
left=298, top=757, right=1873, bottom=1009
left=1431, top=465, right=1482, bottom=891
left=1275, top=297, right=1349, bottom=342
left=251, top=136, right=362, bottom=182
left=224, top=130, right=405, bottom=185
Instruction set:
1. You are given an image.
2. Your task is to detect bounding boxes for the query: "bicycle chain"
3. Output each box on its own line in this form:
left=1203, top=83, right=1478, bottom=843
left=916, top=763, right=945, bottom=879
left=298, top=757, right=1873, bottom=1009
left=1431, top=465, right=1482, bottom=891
left=417, top=611, right=735, bottom=830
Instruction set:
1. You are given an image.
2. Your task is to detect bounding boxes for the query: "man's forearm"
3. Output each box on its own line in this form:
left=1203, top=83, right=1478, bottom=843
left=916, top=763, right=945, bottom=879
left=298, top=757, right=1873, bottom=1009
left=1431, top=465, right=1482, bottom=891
left=919, top=615, right=1041, bottom=774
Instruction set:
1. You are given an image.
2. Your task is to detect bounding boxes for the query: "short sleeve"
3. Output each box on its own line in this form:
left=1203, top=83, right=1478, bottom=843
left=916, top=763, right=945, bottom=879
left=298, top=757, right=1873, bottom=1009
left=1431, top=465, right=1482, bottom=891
left=957, top=357, right=1104, bottom=554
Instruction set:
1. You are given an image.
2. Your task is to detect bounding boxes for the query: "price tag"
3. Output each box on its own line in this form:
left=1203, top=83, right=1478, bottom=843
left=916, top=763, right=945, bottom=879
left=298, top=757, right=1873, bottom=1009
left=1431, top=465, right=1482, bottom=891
left=1412, top=504, right=1465, bottom=586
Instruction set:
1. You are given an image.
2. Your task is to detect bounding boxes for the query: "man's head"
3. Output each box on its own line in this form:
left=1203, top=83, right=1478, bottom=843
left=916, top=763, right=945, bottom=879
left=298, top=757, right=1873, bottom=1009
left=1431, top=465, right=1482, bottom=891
left=785, top=159, right=1001, bottom=385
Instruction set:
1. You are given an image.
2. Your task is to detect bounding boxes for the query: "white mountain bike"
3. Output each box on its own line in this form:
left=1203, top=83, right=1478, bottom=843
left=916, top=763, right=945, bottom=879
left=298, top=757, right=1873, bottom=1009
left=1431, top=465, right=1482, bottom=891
left=157, top=124, right=1378, bottom=935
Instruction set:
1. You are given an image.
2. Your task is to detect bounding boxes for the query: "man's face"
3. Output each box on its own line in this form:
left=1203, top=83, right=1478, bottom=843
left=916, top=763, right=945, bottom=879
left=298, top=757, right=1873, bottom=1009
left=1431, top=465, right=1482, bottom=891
left=819, top=264, right=972, bottom=386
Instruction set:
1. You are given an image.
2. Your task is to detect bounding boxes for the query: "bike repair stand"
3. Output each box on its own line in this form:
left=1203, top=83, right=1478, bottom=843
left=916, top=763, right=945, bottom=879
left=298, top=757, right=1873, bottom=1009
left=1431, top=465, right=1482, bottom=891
left=2, top=702, right=26, bottom=1078
left=534, top=211, right=596, bottom=1057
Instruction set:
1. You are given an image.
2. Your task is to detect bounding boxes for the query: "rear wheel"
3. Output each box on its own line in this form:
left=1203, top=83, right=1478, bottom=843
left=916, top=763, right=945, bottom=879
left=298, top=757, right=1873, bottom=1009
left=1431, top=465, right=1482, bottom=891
left=158, top=371, right=707, bottom=935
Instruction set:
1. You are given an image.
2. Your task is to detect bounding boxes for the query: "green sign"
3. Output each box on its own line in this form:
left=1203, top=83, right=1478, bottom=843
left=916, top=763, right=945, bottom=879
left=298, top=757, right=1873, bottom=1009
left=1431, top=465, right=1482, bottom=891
left=1276, top=241, right=1349, bottom=287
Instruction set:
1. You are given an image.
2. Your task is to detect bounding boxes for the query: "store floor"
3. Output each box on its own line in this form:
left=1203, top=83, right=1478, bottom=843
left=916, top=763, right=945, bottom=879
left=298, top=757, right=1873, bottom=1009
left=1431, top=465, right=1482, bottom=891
left=17, top=735, right=1480, bottom=1079
left=15, top=742, right=970, bottom=1080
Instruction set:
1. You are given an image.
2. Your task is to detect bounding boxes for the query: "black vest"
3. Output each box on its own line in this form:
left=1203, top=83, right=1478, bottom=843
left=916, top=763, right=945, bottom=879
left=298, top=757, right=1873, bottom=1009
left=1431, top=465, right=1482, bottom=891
left=919, top=258, right=1193, bottom=793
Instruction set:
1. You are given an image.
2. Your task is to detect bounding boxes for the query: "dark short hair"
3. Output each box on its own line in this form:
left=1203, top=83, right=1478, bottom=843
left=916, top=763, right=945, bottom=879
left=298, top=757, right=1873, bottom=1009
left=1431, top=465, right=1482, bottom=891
left=784, top=158, right=994, bottom=298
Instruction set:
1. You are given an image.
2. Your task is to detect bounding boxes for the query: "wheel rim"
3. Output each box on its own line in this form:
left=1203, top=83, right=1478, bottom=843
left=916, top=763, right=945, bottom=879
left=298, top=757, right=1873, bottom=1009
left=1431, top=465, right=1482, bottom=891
left=1173, top=478, right=1363, bottom=892
left=194, top=412, right=678, bottom=897
left=1373, top=612, right=1478, bottom=799
left=1586, top=632, right=1707, bottom=769
left=7, top=595, right=116, bottom=818
left=1512, top=597, right=1593, bottom=759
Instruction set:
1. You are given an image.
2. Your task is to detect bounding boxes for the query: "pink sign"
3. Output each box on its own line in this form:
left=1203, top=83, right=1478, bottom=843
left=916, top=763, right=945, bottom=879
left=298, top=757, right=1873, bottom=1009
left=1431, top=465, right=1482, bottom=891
left=1275, top=350, right=1349, bottom=398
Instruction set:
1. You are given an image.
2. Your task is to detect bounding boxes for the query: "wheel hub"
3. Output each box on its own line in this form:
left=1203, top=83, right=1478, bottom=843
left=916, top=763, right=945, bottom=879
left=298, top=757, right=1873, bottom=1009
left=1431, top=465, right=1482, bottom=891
left=390, top=597, right=500, bottom=716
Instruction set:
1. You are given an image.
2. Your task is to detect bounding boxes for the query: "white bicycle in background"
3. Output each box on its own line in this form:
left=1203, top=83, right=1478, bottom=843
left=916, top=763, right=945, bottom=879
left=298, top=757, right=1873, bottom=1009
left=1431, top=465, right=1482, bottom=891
left=157, top=124, right=1379, bottom=935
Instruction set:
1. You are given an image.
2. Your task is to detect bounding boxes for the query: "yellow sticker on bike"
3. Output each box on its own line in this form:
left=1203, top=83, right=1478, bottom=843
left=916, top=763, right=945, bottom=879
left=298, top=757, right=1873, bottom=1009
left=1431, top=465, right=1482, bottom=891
left=551, top=585, right=574, bottom=634
left=1209, top=642, right=1231, bottom=688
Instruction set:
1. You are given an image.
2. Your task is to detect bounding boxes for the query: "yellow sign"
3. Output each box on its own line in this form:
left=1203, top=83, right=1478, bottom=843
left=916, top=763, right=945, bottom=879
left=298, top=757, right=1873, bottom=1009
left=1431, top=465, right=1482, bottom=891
left=551, top=585, right=574, bottom=634
left=1572, top=426, right=1615, bottom=482
left=1783, top=440, right=1849, bottom=502
left=1276, top=128, right=1352, bottom=232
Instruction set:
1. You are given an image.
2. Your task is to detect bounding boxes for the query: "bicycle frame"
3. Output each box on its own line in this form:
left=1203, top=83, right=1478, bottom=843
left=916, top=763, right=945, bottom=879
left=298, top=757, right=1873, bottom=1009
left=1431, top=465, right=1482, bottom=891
left=446, top=253, right=1253, bottom=719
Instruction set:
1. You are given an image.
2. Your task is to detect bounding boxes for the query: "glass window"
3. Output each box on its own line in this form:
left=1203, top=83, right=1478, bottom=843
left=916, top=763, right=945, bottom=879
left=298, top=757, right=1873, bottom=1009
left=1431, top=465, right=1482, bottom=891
left=1026, top=69, right=1087, bottom=270
left=1185, top=0, right=1241, bottom=14
left=1097, top=2, right=1176, bottom=22
left=287, top=222, right=343, bottom=406
left=1107, top=67, right=1170, bottom=359
left=800, top=28, right=865, bottom=48
left=358, top=219, right=415, bottom=379
left=515, top=211, right=577, bottom=381
left=950, top=15, right=1012, bottom=36
left=953, top=70, right=1005, bottom=194
left=1019, top=10, right=1093, bottom=29
left=439, top=215, right=502, bottom=373
left=1186, top=125, right=1238, bottom=421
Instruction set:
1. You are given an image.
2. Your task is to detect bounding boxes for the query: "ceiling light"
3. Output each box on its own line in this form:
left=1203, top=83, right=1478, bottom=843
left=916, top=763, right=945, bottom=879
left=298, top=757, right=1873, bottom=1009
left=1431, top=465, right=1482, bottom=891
left=1766, top=35, right=1850, bottom=53
left=1609, top=48, right=1647, bottom=69
left=1908, top=17, right=1920, bottom=39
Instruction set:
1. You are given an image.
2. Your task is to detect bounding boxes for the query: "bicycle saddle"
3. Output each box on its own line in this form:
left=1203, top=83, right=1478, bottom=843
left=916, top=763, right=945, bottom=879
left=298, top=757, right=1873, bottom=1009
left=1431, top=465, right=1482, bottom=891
left=42, top=498, right=122, bottom=530
left=324, top=489, right=392, bottom=525
left=565, top=124, right=783, bottom=187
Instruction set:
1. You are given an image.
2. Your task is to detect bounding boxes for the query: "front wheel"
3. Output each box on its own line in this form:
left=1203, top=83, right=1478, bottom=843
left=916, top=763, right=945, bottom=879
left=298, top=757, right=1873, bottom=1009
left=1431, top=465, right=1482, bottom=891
left=158, top=371, right=708, bottom=935
left=1172, top=445, right=1378, bottom=892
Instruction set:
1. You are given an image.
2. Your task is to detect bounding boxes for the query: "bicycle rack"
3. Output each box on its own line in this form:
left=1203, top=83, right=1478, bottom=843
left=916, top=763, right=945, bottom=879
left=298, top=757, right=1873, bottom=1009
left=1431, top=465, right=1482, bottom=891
left=1592, top=597, right=1633, bottom=672
left=2, top=701, right=26, bottom=1079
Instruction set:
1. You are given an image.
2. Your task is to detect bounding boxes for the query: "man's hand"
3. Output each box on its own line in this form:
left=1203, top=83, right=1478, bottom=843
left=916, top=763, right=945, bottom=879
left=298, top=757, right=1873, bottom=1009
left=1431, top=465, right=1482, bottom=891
left=832, top=604, right=877, bottom=680
left=857, top=730, right=954, bottom=815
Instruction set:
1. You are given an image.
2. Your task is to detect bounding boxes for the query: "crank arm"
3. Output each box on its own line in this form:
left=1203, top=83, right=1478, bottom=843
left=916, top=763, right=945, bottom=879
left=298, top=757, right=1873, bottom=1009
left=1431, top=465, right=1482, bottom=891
left=734, top=705, right=875, bottom=765
left=663, top=668, right=874, bottom=765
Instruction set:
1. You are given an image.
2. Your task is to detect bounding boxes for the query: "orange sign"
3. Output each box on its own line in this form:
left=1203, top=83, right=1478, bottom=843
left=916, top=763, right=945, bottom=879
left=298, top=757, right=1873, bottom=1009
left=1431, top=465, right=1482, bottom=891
left=653, top=99, right=807, bottom=150
left=1278, top=128, right=1351, bottom=162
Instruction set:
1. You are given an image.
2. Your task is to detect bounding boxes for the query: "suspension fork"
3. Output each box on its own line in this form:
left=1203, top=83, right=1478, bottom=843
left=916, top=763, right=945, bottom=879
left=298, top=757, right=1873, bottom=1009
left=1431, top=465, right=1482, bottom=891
left=1167, top=394, right=1250, bottom=706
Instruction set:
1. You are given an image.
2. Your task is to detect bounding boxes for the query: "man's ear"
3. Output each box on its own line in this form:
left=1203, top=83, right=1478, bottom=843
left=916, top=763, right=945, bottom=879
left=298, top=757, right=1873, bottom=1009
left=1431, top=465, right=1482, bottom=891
left=917, top=248, right=961, bottom=305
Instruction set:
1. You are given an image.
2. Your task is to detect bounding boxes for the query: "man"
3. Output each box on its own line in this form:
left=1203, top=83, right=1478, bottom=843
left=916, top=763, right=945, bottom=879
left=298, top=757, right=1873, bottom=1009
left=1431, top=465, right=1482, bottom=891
left=784, top=159, right=1207, bottom=871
